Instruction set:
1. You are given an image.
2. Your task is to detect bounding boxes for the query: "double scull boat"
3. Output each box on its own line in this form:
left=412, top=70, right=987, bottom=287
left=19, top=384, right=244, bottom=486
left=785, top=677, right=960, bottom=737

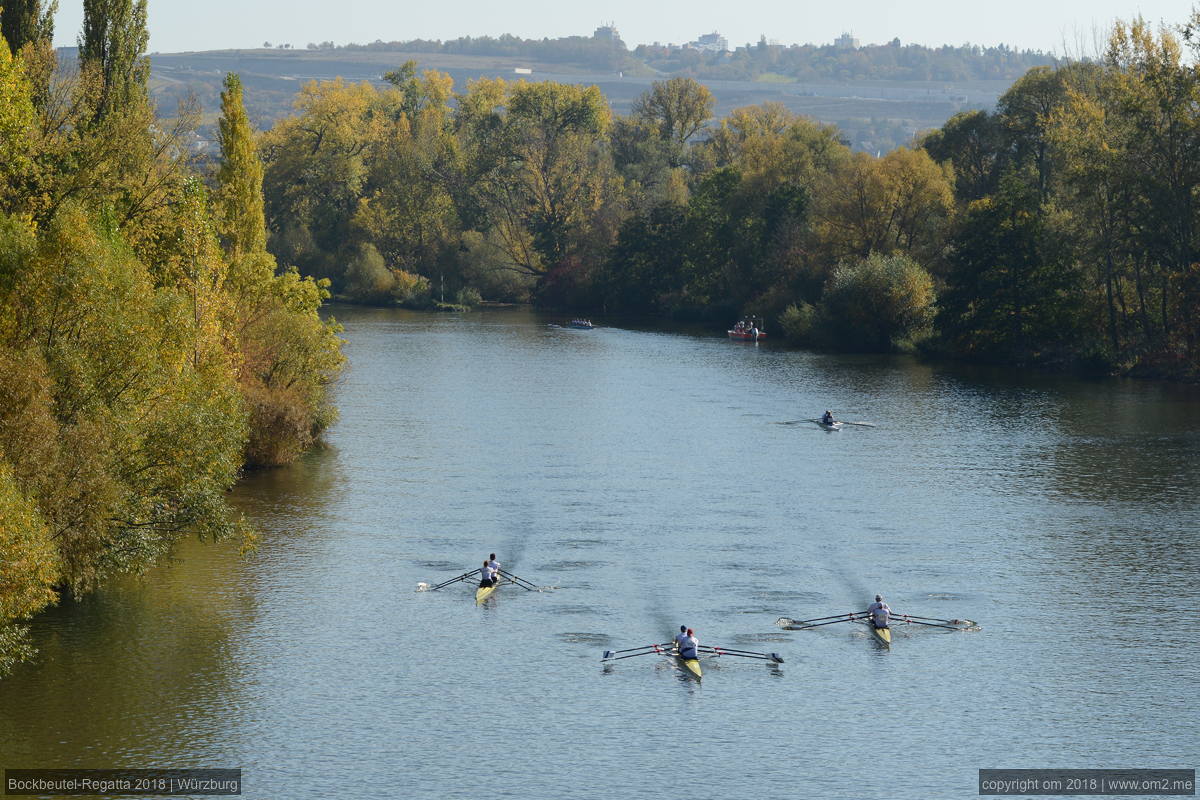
left=602, top=640, right=783, bottom=680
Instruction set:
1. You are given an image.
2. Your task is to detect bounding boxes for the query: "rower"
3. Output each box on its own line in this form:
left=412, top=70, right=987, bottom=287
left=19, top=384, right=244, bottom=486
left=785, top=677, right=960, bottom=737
left=867, top=594, right=892, bottom=630
left=821, top=409, right=835, bottom=425
left=673, top=625, right=688, bottom=651
left=488, top=553, right=500, bottom=575
left=678, top=628, right=699, bottom=659
left=479, top=560, right=497, bottom=588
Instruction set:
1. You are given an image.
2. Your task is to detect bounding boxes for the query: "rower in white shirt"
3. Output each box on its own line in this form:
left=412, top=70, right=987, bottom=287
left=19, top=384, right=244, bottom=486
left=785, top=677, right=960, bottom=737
left=488, top=553, right=500, bottom=576
left=478, top=560, right=497, bottom=588
left=867, top=594, right=892, bottom=630
left=677, top=628, right=699, bottom=659
left=673, top=625, right=688, bottom=650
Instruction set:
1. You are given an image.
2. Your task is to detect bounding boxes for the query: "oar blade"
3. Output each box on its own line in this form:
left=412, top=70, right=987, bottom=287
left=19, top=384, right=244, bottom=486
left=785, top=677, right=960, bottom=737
left=429, top=569, right=480, bottom=590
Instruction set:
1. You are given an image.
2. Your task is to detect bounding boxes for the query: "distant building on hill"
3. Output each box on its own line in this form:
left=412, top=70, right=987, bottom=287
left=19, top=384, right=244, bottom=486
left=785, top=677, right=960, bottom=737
left=691, top=31, right=729, bottom=52
left=594, top=23, right=620, bottom=42
left=835, top=32, right=860, bottom=50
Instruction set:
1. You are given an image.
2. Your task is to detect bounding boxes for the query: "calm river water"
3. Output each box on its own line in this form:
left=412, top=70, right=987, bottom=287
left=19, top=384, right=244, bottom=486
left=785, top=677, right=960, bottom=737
left=2, top=306, right=1198, bottom=799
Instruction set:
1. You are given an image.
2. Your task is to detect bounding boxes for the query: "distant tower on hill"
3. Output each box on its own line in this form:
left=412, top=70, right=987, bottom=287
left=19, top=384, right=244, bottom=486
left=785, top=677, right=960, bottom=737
left=594, top=23, right=620, bottom=41
left=835, top=32, right=860, bottom=50
left=693, top=31, right=729, bottom=52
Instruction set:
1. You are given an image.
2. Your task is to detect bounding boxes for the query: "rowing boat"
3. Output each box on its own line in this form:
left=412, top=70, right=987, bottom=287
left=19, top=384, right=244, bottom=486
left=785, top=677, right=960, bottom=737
left=676, top=652, right=703, bottom=680
left=475, top=582, right=499, bottom=604
left=868, top=623, right=892, bottom=645
left=601, top=642, right=780, bottom=677
left=778, top=608, right=980, bottom=645
left=816, top=420, right=843, bottom=431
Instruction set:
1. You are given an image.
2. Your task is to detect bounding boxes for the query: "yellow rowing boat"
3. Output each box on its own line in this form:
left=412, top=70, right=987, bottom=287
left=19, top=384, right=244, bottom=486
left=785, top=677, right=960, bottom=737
left=475, top=582, right=499, bottom=604
left=676, top=653, right=703, bottom=680
left=869, top=624, right=891, bottom=645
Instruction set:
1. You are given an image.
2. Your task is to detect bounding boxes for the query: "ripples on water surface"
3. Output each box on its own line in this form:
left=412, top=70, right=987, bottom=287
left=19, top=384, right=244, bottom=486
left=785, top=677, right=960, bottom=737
left=2, top=307, right=1198, bottom=799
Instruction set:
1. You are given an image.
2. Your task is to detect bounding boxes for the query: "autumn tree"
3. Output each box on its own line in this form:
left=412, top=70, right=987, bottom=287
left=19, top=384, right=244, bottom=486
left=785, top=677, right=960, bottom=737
left=1, top=0, right=56, bottom=55
left=820, top=252, right=938, bottom=351
left=214, top=73, right=266, bottom=264
left=79, top=0, right=149, bottom=119
left=919, top=109, right=1007, bottom=204
left=216, top=72, right=344, bottom=465
left=632, top=76, right=714, bottom=152
left=938, top=177, right=1081, bottom=364
left=460, top=80, right=613, bottom=286
left=814, top=147, right=954, bottom=269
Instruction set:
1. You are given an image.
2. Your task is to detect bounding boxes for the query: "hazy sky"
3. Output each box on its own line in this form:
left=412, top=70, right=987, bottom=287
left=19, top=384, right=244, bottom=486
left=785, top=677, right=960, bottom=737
left=50, top=1, right=1193, bottom=55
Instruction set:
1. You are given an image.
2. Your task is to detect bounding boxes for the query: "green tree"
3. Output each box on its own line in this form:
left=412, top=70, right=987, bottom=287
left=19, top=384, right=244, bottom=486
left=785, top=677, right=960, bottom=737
left=214, top=73, right=267, bottom=264
left=997, top=65, right=1073, bottom=201
left=0, top=459, right=58, bottom=676
left=815, top=147, right=954, bottom=269
left=0, top=37, right=34, bottom=210
left=461, top=80, right=612, bottom=281
left=217, top=75, right=345, bottom=465
left=920, top=109, right=1007, bottom=204
left=631, top=76, right=715, bottom=153
left=0, top=0, right=55, bottom=56
left=820, top=252, right=937, bottom=351
left=78, top=0, right=149, bottom=119
left=939, top=177, right=1081, bottom=364
left=262, top=78, right=376, bottom=284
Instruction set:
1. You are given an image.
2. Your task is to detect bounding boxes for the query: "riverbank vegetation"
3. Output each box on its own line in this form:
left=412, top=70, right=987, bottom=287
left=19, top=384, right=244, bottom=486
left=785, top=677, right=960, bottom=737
left=0, top=0, right=343, bottom=675
left=262, top=12, right=1199, bottom=381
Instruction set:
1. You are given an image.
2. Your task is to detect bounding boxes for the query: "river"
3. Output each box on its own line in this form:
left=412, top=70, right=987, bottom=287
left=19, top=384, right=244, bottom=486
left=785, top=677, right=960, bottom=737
left=2, top=306, right=1197, bottom=799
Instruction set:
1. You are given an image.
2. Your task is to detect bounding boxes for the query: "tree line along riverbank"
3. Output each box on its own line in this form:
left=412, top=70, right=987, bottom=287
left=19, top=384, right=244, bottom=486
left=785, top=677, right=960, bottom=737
left=0, top=1, right=342, bottom=675
left=260, top=13, right=1200, bottom=382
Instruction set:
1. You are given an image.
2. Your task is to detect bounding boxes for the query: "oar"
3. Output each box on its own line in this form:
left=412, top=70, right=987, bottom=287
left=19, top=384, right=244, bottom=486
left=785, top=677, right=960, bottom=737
left=782, top=617, right=868, bottom=629
left=601, top=643, right=672, bottom=661
left=777, top=618, right=864, bottom=628
left=698, top=645, right=773, bottom=656
left=498, top=569, right=537, bottom=591
left=841, top=421, right=876, bottom=427
left=892, top=617, right=975, bottom=630
left=699, top=646, right=784, bottom=663
left=604, top=643, right=672, bottom=656
left=891, top=613, right=972, bottom=624
left=430, top=569, right=480, bottom=590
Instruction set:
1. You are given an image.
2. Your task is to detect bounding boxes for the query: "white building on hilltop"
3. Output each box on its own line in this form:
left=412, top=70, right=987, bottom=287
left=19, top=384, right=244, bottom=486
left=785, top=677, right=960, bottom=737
left=691, top=31, right=729, bottom=52
left=835, top=32, right=860, bottom=50
left=594, top=23, right=620, bottom=41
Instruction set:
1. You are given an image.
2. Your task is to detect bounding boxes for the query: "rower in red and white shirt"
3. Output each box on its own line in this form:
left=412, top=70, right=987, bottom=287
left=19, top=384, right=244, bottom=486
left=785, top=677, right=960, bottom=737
left=677, top=628, right=699, bottom=659
left=867, top=595, right=892, bottom=629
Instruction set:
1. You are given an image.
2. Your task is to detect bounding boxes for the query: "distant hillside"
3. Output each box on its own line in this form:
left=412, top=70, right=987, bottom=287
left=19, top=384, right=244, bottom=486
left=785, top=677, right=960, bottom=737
left=143, top=35, right=1052, bottom=154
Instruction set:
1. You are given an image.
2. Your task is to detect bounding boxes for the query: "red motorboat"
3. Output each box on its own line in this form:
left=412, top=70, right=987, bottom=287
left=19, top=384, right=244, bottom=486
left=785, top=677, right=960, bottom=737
left=727, top=317, right=766, bottom=341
